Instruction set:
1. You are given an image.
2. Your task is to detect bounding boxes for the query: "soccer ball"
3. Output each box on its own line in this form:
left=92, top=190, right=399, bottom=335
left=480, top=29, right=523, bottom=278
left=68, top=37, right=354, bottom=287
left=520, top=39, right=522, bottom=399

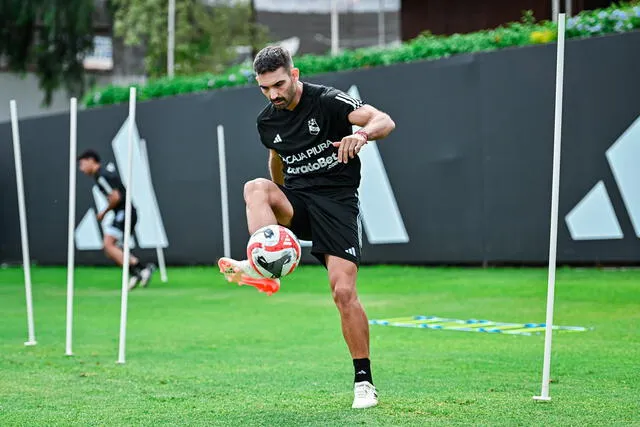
left=247, top=225, right=301, bottom=279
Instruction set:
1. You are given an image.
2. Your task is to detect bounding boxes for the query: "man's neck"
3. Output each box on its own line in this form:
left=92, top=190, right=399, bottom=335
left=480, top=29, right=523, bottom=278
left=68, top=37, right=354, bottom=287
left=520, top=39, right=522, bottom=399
left=286, top=81, right=304, bottom=111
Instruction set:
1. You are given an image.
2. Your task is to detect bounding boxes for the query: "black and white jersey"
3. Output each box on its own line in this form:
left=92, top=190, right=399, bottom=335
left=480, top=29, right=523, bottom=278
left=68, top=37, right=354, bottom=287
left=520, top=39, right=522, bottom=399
left=94, top=166, right=128, bottom=212
left=257, top=82, right=364, bottom=190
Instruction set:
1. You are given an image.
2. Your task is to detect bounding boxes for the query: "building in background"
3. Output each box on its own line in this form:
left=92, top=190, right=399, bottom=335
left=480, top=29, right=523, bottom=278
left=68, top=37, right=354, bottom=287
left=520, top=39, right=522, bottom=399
left=401, top=0, right=615, bottom=40
left=255, top=0, right=401, bottom=54
left=0, top=0, right=145, bottom=123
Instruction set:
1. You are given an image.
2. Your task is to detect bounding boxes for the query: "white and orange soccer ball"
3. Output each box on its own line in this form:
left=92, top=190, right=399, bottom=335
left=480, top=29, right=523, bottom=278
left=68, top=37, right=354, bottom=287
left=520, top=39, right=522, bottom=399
left=247, top=225, right=302, bottom=279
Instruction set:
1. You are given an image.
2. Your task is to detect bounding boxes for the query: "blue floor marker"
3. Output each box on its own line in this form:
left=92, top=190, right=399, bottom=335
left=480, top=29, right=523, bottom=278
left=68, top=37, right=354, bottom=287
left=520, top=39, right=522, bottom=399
left=369, top=315, right=589, bottom=336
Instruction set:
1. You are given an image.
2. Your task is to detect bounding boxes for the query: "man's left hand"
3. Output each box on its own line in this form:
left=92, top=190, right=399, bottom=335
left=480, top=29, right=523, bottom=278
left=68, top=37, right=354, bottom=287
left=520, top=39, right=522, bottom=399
left=332, top=133, right=367, bottom=163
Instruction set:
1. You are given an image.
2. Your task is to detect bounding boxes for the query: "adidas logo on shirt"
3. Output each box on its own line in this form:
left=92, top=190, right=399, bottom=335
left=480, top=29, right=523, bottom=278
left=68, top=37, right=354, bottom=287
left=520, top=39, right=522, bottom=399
left=273, top=134, right=282, bottom=144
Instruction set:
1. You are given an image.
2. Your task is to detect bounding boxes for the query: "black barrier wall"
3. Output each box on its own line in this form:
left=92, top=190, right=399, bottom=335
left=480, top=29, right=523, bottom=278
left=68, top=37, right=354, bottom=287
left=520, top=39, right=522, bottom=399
left=1, top=32, right=640, bottom=265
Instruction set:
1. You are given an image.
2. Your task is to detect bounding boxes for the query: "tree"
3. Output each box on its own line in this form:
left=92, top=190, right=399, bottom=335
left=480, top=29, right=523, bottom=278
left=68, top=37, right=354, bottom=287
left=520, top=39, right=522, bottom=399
left=0, top=0, right=95, bottom=105
left=112, top=0, right=268, bottom=78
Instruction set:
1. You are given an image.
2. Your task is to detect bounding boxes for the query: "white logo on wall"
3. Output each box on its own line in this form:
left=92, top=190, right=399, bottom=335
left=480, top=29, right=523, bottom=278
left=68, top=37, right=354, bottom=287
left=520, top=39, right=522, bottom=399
left=308, top=118, right=320, bottom=135
left=565, top=115, right=640, bottom=240
left=74, top=118, right=169, bottom=250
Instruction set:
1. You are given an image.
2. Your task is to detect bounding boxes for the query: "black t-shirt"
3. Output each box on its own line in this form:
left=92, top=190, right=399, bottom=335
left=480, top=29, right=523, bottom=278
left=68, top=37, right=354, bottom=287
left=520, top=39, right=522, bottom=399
left=94, top=166, right=128, bottom=212
left=257, top=82, right=364, bottom=190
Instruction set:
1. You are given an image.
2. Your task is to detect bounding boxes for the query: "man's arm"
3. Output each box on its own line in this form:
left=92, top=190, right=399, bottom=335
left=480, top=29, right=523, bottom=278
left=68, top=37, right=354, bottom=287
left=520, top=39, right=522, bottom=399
left=97, top=190, right=122, bottom=221
left=269, top=149, right=285, bottom=186
left=348, top=104, right=395, bottom=141
left=333, top=104, right=395, bottom=163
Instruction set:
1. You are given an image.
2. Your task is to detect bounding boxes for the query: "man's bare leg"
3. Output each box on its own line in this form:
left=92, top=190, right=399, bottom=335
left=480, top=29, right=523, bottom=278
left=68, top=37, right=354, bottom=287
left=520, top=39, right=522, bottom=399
left=326, top=255, right=377, bottom=409
left=103, top=235, right=138, bottom=267
left=326, top=255, right=370, bottom=359
left=243, top=178, right=293, bottom=234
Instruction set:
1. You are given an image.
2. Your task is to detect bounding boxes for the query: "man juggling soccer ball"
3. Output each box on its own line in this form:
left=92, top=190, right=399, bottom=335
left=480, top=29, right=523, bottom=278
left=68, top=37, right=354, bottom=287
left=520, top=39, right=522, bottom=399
left=218, top=46, right=396, bottom=409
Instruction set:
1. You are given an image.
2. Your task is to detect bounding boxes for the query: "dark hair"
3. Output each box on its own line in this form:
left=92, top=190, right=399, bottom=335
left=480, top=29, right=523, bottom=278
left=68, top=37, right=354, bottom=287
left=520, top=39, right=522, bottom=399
left=78, top=149, right=100, bottom=163
left=253, top=46, right=293, bottom=75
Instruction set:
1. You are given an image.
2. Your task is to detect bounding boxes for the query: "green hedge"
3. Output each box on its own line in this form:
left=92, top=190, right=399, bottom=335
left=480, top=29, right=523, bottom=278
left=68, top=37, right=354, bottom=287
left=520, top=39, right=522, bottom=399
left=84, top=3, right=640, bottom=108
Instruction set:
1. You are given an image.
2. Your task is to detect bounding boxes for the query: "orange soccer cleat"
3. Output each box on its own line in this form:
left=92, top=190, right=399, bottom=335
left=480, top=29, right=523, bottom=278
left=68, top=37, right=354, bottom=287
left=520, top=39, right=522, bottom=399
left=218, top=257, right=280, bottom=296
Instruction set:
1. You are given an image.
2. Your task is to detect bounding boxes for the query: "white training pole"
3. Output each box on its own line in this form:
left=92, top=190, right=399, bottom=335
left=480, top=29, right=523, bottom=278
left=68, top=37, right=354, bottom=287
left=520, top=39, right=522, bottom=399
left=377, top=0, right=385, bottom=47
left=534, top=12, right=566, bottom=402
left=330, top=0, right=339, bottom=55
left=552, top=0, right=559, bottom=22
left=139, top=138, right=168, bottom=283
left=156, top=239, right=168, bottom=282
left=10, top=100, right=37, bottom=347
left=117, top=87, right=137, bottom=364
left=217, top=125, right=231, bottom=258
left=65, top=97, right=78, bottom=356
left=167, top=0, right=175, bottom=77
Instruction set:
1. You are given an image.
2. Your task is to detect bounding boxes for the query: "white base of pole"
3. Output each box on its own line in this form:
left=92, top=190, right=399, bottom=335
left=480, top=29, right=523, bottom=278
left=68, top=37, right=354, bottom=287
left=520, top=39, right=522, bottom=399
left=533, top=396, right=552, bottom=402
left=65, top=352, right=74, bottom=356
left=24, top=340, right=37, bottom=346
left=156, top=247, right=168, bottom=283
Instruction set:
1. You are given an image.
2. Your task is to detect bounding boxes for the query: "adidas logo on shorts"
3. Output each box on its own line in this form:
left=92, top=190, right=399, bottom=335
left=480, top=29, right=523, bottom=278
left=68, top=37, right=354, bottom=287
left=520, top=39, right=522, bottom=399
left=273, top=134, right=282, bottom=144
left=345, top=247, right=357, bottom=257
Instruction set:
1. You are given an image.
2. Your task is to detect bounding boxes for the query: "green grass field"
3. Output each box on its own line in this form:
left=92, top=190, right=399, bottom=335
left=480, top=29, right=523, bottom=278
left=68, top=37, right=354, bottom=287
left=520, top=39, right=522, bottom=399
left=1, top=265, right=639, bottom=426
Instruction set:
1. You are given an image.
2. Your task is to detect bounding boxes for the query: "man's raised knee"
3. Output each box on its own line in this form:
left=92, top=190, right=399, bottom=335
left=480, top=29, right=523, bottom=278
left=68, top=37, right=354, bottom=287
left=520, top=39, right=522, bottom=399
left=244, top=178, right=273, bottom=203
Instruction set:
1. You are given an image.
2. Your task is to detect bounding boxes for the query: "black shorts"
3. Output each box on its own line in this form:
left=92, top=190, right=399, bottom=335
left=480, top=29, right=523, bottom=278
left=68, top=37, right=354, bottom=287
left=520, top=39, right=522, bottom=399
left=104, top=208, right=137, bottom=244
left=278, top=185, right=362, bottom=267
